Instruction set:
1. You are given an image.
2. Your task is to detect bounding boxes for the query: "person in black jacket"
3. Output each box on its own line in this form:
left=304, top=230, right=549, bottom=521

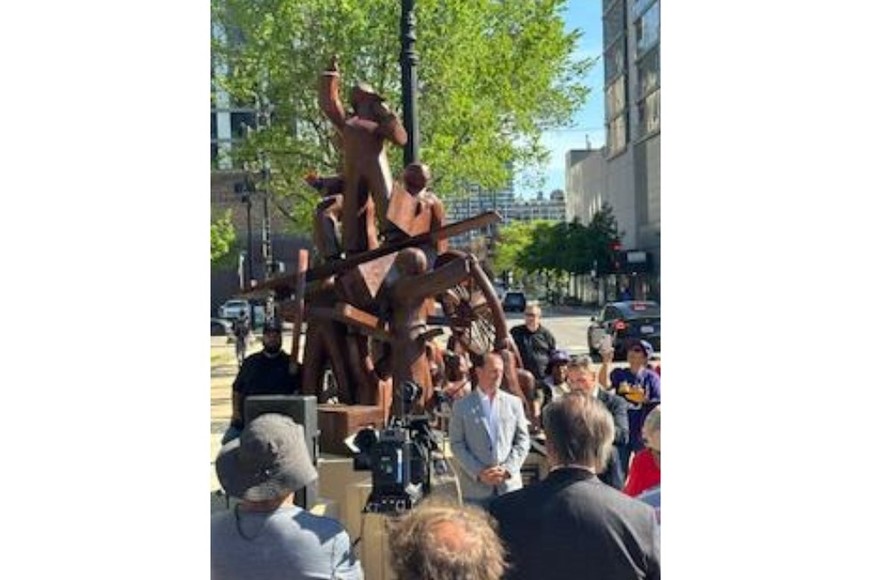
left=566, top=355, right=629, bottom=489
left=489, top=392, right=660, bottom=580
left=509, top=303, right=556, bottom=382
left=221, top=319, right=301, bottom=444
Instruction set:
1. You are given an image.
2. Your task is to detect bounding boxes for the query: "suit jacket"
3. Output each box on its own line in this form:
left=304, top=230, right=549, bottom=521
left=597, top=388, right=630, bottom=489
left=489, top=468, right=660, bottom=580
left=449, top=389, right=530, bottom=500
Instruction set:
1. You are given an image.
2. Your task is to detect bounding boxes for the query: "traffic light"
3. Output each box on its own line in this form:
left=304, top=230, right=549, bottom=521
left=611, top=241, right=622, bottom=272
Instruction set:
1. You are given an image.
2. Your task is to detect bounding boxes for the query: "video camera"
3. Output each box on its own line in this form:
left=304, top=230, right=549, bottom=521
left=351, top=380, right=448, bottom=514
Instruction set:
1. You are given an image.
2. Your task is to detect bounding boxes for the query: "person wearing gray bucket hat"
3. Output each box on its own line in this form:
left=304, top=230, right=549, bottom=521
left=212, top=414, right=362, bottom=580
left=216, top=413, right=318, bottom=501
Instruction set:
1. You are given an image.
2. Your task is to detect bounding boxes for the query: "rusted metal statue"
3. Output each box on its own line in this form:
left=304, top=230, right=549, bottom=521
left=318, top=56, right=407, bottom=255
left=243, top=55, right=542, bottom=452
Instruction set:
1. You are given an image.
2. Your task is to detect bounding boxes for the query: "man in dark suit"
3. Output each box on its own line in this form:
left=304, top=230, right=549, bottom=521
left=567, top=355, right=629, bottom=489
left=489, top=392, right=660, bottom=580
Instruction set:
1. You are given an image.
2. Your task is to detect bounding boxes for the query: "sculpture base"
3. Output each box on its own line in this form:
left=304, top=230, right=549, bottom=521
left=318, top=404, right=386, bottom=455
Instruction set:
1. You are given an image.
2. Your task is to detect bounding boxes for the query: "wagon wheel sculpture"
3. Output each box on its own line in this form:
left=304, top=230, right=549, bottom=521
left=435, top=251, right=503, bottom=357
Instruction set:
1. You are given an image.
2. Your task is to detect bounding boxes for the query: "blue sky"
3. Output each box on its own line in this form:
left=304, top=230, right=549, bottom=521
left=515, top=0, right=604, bottom=199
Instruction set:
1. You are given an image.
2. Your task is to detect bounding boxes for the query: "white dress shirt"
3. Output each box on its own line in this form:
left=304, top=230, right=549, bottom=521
left=477, top=388, right=499, bottom=448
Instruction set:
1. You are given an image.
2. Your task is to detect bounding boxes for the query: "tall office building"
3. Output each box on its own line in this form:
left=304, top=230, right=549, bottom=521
left=607, top=0, right=659, bottom=279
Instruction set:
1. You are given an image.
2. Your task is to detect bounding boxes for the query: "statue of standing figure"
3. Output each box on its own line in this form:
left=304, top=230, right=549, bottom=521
left=318, top=56, right=407, bottom=255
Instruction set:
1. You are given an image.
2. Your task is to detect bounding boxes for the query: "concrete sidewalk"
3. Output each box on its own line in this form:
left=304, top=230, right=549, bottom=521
left=210, top=339, right=238, bottom=490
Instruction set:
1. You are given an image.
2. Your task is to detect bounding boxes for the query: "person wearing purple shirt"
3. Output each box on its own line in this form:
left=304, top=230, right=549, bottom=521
left=599, top=339, right=661, bottom=474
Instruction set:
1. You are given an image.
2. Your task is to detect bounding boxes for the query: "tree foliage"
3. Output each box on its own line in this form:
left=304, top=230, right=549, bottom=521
left=211, top=209, right=239, bottom=269
left=492, top=203, right=622, bottom=279
left=492, top=220, right=539, bottom=278
left=212, top=0, right=593, bottom=233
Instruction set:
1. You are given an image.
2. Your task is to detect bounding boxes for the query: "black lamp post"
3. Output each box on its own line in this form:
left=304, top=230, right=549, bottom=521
left=400, top=0, right=420, bottom=166
left=234, top=175, right=255, bottom=288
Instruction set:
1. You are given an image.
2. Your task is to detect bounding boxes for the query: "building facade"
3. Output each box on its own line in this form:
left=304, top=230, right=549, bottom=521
left=564, top=0, right=660, bottom=301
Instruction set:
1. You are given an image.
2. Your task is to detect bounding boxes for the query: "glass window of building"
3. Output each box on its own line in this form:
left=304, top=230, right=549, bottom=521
left=605, top=78, right=626, bottom=116
left=637, top=45, right=660, bottom=97
left=635, top=1, right=660, bottom=57
left=637, top=89, right=660, bottom=138
left=607, top=113, right=627, bottom=156
left=605, top=41, right=626, bottom=83
left=631, top=0, right=657, bottom=20
left=604, top=0, right=626, bottom=42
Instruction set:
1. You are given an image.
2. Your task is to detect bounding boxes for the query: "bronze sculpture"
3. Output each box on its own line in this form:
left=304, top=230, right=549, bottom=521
left=318, top=56, right=407, bottom=255
left=242, top=55, right=542, bottom=451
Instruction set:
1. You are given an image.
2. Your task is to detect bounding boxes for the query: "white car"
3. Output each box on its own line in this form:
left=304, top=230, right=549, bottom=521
left=218, top=299, right=251, bottom=320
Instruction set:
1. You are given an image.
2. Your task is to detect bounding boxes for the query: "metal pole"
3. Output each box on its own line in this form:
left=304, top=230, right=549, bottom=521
left=261, top=167, right=272, bottom=280
left=245, top=195, right=254, bottom=286
left=400, top=0, right=420, bottom=166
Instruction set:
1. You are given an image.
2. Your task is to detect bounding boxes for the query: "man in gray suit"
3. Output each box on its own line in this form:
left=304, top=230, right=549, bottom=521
left=449, top=352, right=530, bottom=507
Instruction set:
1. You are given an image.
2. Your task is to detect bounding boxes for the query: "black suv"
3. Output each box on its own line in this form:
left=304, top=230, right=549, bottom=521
left=587, top=301, right=660, bottom=359
left=502, top=291, right=527, bottom=313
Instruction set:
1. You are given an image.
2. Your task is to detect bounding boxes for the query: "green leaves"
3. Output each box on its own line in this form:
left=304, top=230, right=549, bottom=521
left=213, top=0, right=593, bottom=232
left=211, top=208, right=239, bottom=268
left=492, top=203, right=622, bottom=279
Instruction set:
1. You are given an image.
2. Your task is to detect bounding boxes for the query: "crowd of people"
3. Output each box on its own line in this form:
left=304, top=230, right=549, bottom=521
left=213, top=303, right=662, bottom=579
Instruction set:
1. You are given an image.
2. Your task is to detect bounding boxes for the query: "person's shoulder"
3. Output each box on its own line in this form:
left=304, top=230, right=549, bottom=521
left=211, top=510, right=234, bottom=534
left=597, top=388, right=615, bottom=403
left=499, top=389, right=524, bottom=407
left=509, top=324, right=526, bottom=336
left=453, top=392, right=476, bottom=413
left=490, top=483, right=535, bottom=517
left=293, top=510, right=350, bottom=538
left=590, top=479, right=658, bottom=518
left=599, top=388, right=625, bottom=406
left=610, top=367, right=628, bottom=379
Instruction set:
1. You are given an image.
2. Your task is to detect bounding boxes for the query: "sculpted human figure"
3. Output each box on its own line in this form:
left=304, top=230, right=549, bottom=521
left=318, top=56, right=407, bottom=255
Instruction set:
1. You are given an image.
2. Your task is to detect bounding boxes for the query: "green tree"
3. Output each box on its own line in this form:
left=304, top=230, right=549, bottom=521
left=211, top=209, right=239, bottom=269
left=492, top=220, right=537, bottom=279
left=212, top=0, right=593, bottom=233
left=587, top=202, right=622, bottom=273
left=562, top=219, right=593, bottom=275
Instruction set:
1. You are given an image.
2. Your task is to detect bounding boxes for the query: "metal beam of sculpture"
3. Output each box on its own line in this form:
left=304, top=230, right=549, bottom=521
left=238, top=212, right=502, bottom=299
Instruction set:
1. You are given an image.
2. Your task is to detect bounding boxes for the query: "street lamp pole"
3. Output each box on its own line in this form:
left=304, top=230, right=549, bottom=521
left=260, top=154, right=273, bottom=281
left=400, top=0, right=420, bottom=166
left=234, top=176, right=255, bottom=288
left=245, top=192, right=254, bottom=286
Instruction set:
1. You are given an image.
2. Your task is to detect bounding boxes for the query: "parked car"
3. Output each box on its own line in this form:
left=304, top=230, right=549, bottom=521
left=502, top=291, right=527, bottom=313
left=211, top=318, right=232, bottom=337
left=587, top=301, right=660, bottom=359
left=218, top=299, right=251, bottom=320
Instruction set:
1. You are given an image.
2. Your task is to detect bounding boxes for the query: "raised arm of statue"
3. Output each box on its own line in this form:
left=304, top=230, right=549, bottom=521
left=319, top=57, right=346, bottom=129
left=371, top=101, right=407, bottom=146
